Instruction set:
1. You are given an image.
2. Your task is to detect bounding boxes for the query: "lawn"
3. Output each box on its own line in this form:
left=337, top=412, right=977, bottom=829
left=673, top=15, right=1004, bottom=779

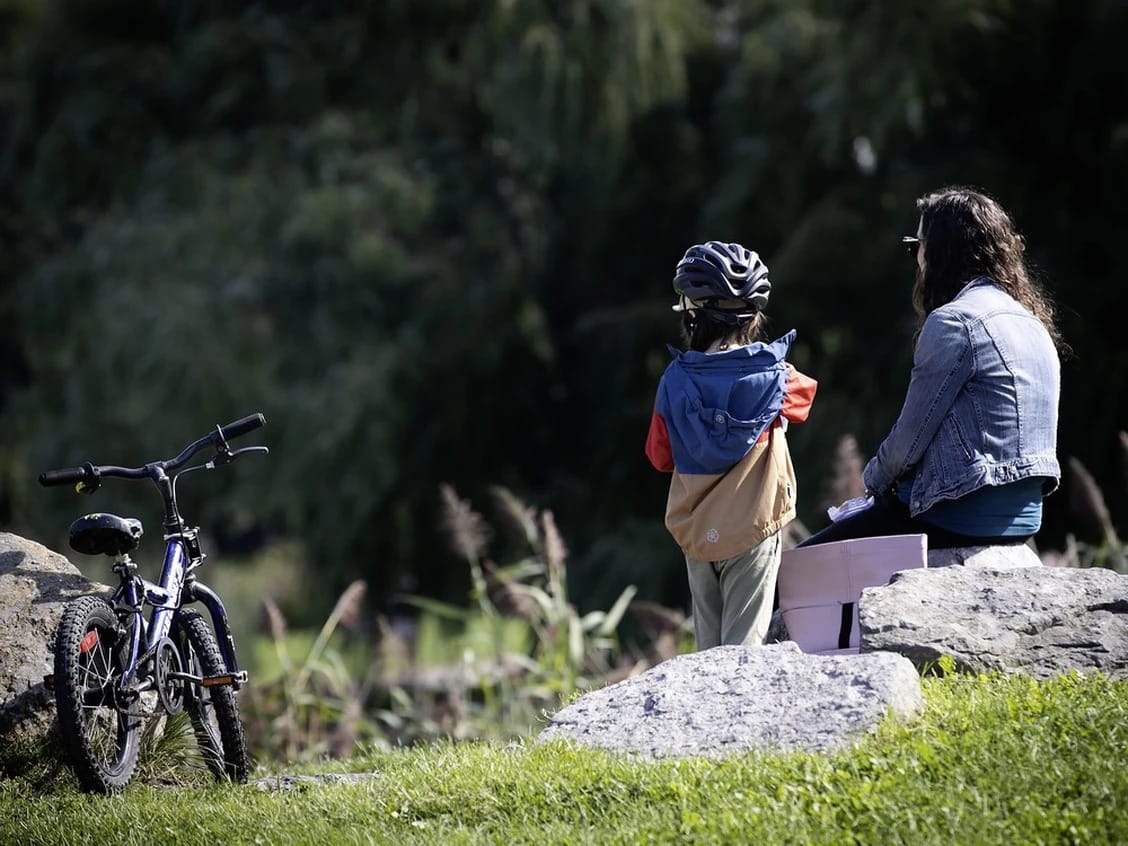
left=2, top=671, right=1126, bottom=845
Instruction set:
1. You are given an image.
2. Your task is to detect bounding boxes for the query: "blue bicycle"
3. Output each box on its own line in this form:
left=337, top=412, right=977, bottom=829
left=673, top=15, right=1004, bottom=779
left=40, top=414, right=268, bottom=793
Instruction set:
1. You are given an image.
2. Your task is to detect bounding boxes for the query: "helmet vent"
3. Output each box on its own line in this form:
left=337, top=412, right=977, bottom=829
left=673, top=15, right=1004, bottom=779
left=671, top=241, right=771, bottom=315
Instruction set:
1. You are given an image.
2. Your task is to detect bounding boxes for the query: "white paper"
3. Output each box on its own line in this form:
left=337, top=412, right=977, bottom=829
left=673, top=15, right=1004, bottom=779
left=826, top=495, right=874, bottom=523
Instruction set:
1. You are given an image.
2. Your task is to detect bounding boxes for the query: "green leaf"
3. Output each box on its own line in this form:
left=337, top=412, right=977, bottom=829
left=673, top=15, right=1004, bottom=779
left=596, top=584, right=638, bottom=637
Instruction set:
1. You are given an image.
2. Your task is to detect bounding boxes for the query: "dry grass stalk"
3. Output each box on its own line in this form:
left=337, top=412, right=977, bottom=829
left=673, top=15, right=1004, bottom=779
left=334, top=579, right=367, bottom=634
left=489, top=484, right=540, bottom=549
left=1067, top=456, right=1118, bottom=545
left=821, top=433, right=866, bottom=511
left=541, top=509, right=567, bottom=592
left=482, top=560, right=539, bottom=620
left=439, top=483, right=492, bottom=564
left=373, top=614, right=410, bottom=676
left=1119, top=431, right=1128, bottom=496
left=260, top=596, right=288, bottom=642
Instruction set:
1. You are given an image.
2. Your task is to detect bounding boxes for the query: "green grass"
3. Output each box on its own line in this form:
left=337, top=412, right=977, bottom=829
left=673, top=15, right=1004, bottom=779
left=4, top=671, right=1127, bottom=845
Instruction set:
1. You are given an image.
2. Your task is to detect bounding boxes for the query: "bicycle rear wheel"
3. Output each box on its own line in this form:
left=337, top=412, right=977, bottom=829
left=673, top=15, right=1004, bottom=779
left=53, top=595, right=141, bottom=793
left=175, top=609, right=250, bottom=782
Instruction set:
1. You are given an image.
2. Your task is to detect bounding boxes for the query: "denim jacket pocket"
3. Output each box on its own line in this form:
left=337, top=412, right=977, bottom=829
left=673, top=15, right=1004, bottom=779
left=912, top=413, right=976, bottom=507
left=940, top=414, right=975, bottom=465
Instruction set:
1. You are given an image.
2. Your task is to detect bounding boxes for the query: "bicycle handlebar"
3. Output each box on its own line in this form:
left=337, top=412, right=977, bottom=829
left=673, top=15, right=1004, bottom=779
left=38, top=413, right=267, bottom=488
left=39, top=463, right=101, bottom=487
left=218, top=413, right=265, bottom=443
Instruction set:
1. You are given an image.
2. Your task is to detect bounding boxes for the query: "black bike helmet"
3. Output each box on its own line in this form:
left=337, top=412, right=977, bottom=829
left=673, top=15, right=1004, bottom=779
left=672, top=241, right=771, bottom=323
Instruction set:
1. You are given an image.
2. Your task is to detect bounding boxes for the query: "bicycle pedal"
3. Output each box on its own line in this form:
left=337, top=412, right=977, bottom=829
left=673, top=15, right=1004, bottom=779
left=201, top=670, right=248, bottom=688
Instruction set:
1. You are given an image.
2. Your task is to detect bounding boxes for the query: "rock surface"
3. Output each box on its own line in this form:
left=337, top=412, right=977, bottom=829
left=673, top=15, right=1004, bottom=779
left=859, top=564, right=1128, bottom=678
left=767, top=544, right=1044, bottom=648
left=249, top=771, right=381, bottom=791
left=0, top=532, right=110, bottom=761
left=539, top=643, right=923, bottom=758
left=926, top=543, right=1042, bottom=569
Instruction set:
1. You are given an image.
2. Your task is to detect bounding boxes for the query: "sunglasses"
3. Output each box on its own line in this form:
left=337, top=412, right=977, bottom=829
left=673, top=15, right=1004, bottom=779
left=901, top=235, right=921, bottom=257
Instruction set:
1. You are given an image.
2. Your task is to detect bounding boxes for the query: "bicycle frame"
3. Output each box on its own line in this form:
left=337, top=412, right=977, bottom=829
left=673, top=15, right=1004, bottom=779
left=58, top=424, right=268, bottom=698
left=112, top=529, right=245, bottom=694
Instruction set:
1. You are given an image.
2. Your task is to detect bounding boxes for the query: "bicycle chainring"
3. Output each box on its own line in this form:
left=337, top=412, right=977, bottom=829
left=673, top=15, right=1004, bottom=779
left=154, top=637, right=185, bottom=716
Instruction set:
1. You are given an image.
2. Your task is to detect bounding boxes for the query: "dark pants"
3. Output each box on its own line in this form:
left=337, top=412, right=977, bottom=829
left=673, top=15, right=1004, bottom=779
left=796, top=491, right=1033, bottom=549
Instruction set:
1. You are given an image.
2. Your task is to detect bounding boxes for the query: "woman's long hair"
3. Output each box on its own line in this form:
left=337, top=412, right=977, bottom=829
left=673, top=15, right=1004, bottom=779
left=913, top=187, right=1063, bottom=351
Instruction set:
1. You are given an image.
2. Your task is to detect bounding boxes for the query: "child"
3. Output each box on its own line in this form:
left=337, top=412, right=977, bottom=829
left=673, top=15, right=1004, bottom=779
left=645, top=241, right=816, bottom=649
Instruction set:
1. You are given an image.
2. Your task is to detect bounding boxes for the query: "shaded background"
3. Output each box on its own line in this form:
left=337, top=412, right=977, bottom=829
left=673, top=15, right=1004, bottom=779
left=2, top=0, right=1126, bottom=627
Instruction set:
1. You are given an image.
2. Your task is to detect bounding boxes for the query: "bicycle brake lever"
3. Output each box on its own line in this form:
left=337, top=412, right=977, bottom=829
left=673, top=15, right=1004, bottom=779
left=207, top=446, right=268, bottom=469
left=209, top=447, right=235, bottom=467
left=232, top=446, right=269, bottom=459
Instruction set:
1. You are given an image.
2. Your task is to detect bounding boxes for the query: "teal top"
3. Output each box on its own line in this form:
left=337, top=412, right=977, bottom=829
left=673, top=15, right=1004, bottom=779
left=896, top=475, right=1043, bottom=537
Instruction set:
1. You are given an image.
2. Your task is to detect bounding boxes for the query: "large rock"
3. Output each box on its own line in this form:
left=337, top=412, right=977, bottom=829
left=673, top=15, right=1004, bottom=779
left=859, top=565, right=1128, bottom=678
left=767, top=544, right=1042, bottom=648
left=538, top=643, right=923, bottom=757
left=0, top=532, right=109, bottom=768
left=543, top=545, right=1121, bottom=761
left=927, top=543, right=1042, bottom=569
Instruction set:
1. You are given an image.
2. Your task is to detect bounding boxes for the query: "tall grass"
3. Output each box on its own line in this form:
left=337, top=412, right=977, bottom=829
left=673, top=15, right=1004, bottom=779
left=239, top=485, right=652, bottom=760
left=240, top=580, right=388, bottom=762
left=1061, top=453, right=1127, bottom=571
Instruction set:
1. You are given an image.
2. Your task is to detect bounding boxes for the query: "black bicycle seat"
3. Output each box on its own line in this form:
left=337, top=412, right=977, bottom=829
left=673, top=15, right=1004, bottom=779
left=68, top=513, right=144, bottom=556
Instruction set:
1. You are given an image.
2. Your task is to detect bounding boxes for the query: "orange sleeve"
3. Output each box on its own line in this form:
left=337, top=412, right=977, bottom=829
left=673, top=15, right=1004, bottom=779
left=645, top=411, right=674, bottom=472
left=781, top=364, right=817, bottom=423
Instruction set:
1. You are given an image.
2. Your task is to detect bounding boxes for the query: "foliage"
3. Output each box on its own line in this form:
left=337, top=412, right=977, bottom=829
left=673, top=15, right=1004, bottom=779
left=239, top=485, right=650, bottom=758
left=3, top=672, right=1127, bottom=844
left=243, top=579, right=386, bottom=763
left=437, top=484, right=641, bottom=691
left=0, top=726, right=68, bottom=788
left=2, top=0, right=1127, bottom=620
left=406, top=484, right=643, bottom=731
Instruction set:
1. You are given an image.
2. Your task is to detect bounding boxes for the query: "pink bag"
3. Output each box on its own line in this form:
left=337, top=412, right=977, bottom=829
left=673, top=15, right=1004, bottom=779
left=778, top=534, right=927, bottom=655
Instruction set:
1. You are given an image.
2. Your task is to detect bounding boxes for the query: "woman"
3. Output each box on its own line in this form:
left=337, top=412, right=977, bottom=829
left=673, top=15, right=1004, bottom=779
left=801, top=186, right=1062, bottom=549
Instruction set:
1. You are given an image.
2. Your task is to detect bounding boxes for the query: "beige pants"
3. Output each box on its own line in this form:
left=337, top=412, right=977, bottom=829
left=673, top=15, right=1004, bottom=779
left=685, top=531, right=781, bottom=649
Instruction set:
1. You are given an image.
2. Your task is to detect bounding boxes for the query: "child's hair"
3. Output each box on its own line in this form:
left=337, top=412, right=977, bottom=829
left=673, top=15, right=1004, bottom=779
left=681, top=311, right=767, bottom=352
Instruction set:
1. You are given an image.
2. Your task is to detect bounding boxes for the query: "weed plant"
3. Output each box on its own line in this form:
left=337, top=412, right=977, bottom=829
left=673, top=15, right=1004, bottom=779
left=239, top=485, right=650, bottom=760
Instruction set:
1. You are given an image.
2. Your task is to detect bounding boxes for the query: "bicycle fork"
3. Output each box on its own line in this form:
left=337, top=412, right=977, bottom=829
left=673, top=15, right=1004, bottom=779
left=181, top=576, right=248, bottom=690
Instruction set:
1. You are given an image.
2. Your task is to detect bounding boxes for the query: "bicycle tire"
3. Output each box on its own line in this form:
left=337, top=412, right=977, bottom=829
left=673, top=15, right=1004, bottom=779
left=175, top=609, right=250, bottom=782
left=53, top=595, right=141, bottom=793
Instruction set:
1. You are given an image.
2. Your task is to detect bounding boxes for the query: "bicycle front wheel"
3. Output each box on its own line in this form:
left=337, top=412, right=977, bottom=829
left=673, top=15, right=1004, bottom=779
left=175, top=609, right=250, bottom=782
left=53, top=595, right=141, bottom=793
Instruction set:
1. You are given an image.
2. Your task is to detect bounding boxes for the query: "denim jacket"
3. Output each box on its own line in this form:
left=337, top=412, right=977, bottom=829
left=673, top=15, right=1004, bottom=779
left=863, top=277, right=1061, bottom=515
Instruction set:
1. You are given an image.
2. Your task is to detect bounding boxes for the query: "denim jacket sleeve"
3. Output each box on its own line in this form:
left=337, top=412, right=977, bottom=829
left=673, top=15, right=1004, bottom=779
left=863, top=309, right=973, bottom=494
